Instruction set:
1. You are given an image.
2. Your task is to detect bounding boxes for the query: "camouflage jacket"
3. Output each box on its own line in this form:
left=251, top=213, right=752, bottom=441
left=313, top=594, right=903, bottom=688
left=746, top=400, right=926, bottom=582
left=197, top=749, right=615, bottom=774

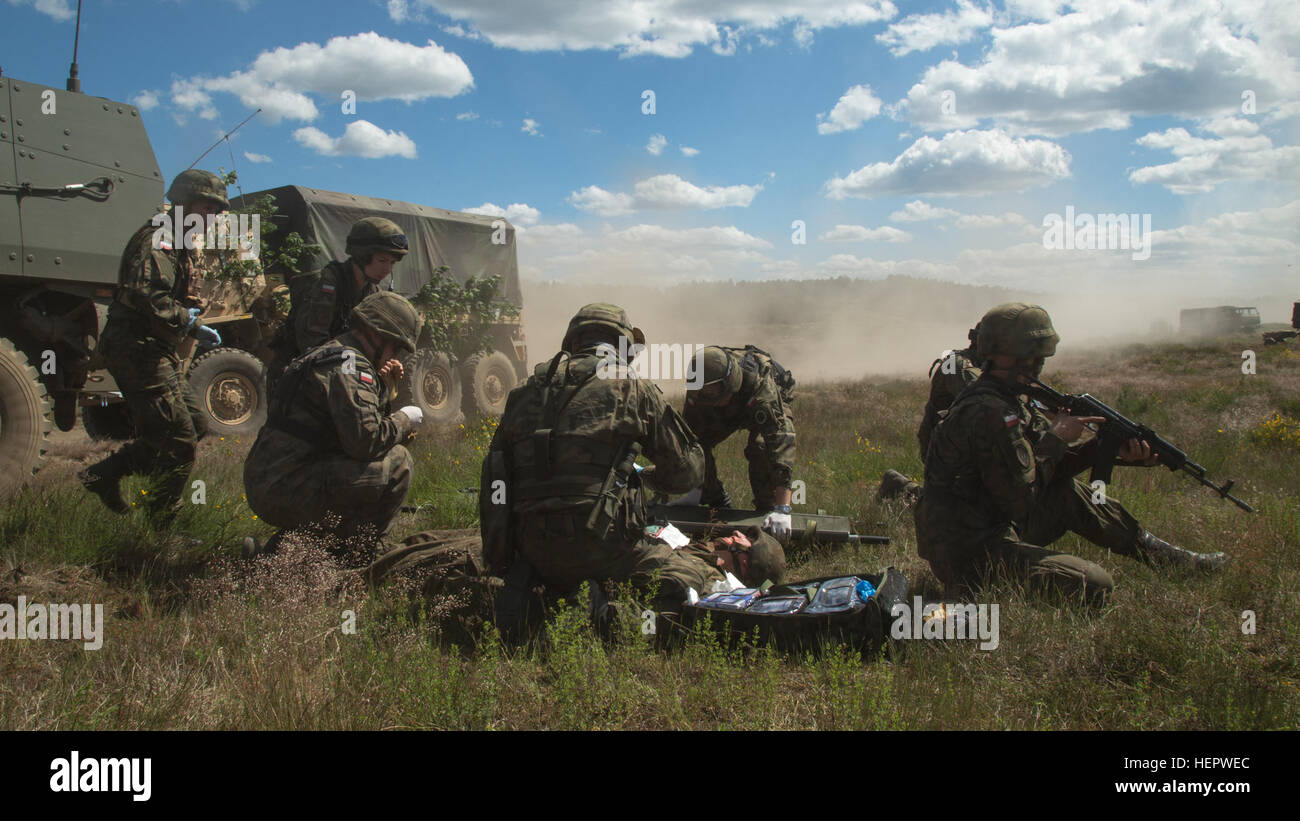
left=249, top=338, right=414, bottom=469
left=917, top=372, right=1096, bottom=558
left=917, top=346, right=982, bottom=459
left=108, top=218, right=203, bottom=347
left=490, top=348, right=705, bottom=518
left=280, top=260, right=379, bottom=358
left=683, top=348, right=796, bottom=488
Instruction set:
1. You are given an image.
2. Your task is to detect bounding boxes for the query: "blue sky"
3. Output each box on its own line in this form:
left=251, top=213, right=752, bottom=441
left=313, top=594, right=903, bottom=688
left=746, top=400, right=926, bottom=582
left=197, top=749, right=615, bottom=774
left=6, top=0, right=1298, bottom=304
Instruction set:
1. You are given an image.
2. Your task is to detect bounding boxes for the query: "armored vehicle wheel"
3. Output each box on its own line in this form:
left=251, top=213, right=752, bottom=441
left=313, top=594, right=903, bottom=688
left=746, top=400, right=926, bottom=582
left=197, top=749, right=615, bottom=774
left=400, top=349, right=464, bottom=429
left=0, top=338, right=51, bottom=497
left=188, top=348, right=268, bottom=437
left=82, top=402, right=135, bottom=441
left=462, top=351, right=517, bottom=417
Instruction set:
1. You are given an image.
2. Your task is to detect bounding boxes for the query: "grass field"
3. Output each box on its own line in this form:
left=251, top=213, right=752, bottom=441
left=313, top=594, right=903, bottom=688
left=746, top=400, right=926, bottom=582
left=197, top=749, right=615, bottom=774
left=1, top=337, right=1297, bottom=729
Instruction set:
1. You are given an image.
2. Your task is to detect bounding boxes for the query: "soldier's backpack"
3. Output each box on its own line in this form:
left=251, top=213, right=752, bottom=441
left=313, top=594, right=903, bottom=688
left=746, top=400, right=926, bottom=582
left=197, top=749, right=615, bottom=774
left=737, top=344, right=795, bottom=405
left=678, top=567, right=910, bottom=657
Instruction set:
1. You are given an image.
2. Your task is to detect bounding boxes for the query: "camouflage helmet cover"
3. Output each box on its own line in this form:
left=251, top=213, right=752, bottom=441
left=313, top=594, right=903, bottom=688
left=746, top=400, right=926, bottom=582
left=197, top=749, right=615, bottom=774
left=350, top=291, right=421, bottom=354
left=166, top=169, right=229, bottom=209
left=562, top=302, right=644, bottom=352
left=687, top=346, right=744, bottom=403
left=975, top=302, right=1060, bottom=361
left=744, top=531, right=788, bottom=587
left=346, top=217, right=409, bottom=259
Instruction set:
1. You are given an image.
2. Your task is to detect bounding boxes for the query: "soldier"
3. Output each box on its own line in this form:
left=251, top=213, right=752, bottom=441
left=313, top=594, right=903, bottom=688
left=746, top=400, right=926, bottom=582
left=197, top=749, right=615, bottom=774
left=243, top=291, right=425, bottom=562
left=878, top=325, right=982, bottom=503
left=79, top=170, right=226, bottom=522
left=480, top=305, right=787, bottom=619
left=914, top=303, right=1227, bottom=605
left=682, top=345, right=797, bottom=540
left=264, top=217, right=409, bottom=392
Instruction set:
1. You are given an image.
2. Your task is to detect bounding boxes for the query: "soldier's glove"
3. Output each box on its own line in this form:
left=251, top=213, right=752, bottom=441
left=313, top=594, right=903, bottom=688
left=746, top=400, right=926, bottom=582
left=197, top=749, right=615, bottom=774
left=399, top=405, right=424, bottom=426
left=762, top=507, right=792, bottom=541
left=186, top=307, right=204, bottom=328
left=192, top=324, right=221, bottom=348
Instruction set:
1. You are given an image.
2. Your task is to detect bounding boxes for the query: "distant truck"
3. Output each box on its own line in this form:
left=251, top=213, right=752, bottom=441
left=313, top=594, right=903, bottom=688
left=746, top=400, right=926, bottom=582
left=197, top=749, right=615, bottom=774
left=1178, top=306, right=1261, bottom=336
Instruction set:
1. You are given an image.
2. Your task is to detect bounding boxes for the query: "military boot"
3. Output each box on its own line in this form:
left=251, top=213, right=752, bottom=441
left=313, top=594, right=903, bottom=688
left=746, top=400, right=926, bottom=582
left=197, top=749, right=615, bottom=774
left=1136, top=530, right=1228, bottom=572
left=78, top=458, right=128, bottom=514
left=242, top=532, right=283, bottom=559
left=877, top=469, right=922, bottom=503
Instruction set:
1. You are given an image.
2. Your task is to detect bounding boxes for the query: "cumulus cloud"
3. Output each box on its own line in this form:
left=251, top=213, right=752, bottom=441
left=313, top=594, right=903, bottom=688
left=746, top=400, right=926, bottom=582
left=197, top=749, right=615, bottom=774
left=568, top=186, right=637, bottom=216
left=875, top=0, right=992, bottom=56
left=954, top=212, right=1028, bottom=229
left=8, top=0, right=74, bottom=21
left=292, top=120, right=417, bottom=158
left=647, top=134, right=668, bottom=155
left=894, top=0, right=1300, bottom=136
left=632, top=174, right=762, bottom=209
left=170, top=32, right=473, bottom=123
left=132, top=91, right=160, bottom=111
left=522, top=118, right=541, bottom=136
left=243, top=151, right=273, bottom=163
left=400, top=0, right=897, bottom=57
left=463, top=202, right=541, bottom=226
left=1130, top=127, right=1300, bottom=194
left=456, top=111, right=479, bottom=121
left=825, top=129, right=1070, bottom=198
left=889, top=200, right=959, bottom=222
left=680, top=145, right=700, bottom=157
left=816, top=84, right=883, bottom=135
left=819, top=224, right=913, bottom=242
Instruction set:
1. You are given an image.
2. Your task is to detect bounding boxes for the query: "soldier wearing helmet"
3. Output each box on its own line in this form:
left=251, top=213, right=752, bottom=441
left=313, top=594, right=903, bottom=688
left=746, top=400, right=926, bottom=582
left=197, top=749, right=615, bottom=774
left=242, top=291, right=426, bottom=562
left=481, top=304, right=783, bottom=622
left=265, top=216, right=410, bottom=392
left=79, top=169, right=229, bottom=522
left=682, top=345, right=797, bottom=540
left=915, top=303, right=1226, bottom=606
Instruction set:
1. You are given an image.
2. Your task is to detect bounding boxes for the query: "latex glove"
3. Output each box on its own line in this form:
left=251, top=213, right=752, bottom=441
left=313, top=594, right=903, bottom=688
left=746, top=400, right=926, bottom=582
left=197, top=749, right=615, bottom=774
left=193, top=324, right=221, bottom=347
left=399, top=405, right=424, bottom=426
left=186, top=307, right=203, bottom=330
left=633, top=463, right=645, bottom=474
left=763, top=510, right=792, bottom=540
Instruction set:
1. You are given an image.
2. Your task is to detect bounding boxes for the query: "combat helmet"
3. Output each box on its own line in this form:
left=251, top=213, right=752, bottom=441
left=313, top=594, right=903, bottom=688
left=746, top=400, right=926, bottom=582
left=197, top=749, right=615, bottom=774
left=346, top=217, right=409, bottom=259
left=350, top=291, right=421, bottom=354
left=166, top=169, right=229, bottom=209
left=975, top=303, right=1059, bottom=362
left=743, top=531, right=788, bottom=587
left=687, top=346, right=744, bottom=404
left=561, top=303, right=644, bottom=353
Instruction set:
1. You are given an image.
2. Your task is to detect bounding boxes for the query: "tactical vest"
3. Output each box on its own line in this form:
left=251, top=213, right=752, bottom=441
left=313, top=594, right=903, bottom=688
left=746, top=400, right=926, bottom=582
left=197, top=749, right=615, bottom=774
left=266, top=343, right=359, bottom=449
left=728, top=344, right=795, bottom=405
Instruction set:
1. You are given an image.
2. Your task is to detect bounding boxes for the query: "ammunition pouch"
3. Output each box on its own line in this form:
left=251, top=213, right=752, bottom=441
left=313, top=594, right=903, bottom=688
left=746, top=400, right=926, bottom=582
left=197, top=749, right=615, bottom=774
left=585, top=441, right=643, bottom=542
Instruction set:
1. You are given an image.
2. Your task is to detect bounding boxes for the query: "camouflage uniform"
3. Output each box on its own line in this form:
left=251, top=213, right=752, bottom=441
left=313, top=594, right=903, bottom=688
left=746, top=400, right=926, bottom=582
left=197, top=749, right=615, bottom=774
left=683, top=346, right=796, bottom=511
left=486, top=306, right=724, bottom=610
left=266, top=260, right=378, bottom=391
left=917, top=346, right=982, bottom=459
left=87, top=216, right=210, bottom=517
left=243, top=338, right=415, bottom=549
left=915, top=371, right=1150, bottom=603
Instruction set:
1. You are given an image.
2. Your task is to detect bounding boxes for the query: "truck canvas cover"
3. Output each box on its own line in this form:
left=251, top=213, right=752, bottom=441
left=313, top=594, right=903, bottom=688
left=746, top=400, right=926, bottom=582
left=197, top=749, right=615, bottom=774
left=230, top=185, right=521, bottom=307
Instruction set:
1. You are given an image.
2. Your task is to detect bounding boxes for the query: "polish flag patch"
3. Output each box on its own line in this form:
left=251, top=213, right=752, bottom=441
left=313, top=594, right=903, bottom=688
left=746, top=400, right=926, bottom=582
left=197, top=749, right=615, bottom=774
left=321, top=283, right=336, bottom=294
left=1003, top=412, right=1019, bottom=428
left=358, top=372, right=374, bottom=384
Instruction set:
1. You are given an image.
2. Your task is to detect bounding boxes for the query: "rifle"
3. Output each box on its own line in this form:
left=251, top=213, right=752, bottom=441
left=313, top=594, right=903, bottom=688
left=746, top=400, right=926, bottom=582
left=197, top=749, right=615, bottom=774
left=1026, top=378, right=1253, bottom=513
left=649, top=503, right=890, bottom=545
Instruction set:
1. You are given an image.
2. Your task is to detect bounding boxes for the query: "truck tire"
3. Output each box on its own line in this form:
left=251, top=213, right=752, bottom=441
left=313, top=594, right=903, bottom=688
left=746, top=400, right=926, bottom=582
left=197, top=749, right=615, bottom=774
left=0, top=338, right=51, bottom=497
left=82, top=402, right=134, bottom=441
left=399, top=349, right=464, bottom=429
left=188, top=348, right=268, bottom=437
left=462, top=351, right=517, bottom=417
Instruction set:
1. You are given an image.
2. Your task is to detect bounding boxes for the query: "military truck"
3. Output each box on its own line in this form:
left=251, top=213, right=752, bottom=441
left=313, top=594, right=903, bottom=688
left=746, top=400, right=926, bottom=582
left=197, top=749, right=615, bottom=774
left=1179, top=305, right=1261, bottom=336
left=230, top=185, right=528, bottom=429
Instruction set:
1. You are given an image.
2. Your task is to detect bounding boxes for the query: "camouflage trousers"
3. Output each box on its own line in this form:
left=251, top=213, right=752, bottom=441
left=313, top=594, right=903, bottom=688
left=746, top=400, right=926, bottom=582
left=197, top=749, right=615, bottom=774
left=702, top=433, right=788, bottom=511
left=917, top=475, right=1142, bottom=605
left=515, top=510, right=725, bottom=611
left=244, top=440, right=413, bottom=544
left=94, top=319, right=207, bottom=514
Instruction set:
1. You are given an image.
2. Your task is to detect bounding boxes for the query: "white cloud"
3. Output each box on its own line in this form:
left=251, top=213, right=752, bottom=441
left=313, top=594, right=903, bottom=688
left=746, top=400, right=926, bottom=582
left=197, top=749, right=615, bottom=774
left=456, top=111, right=479, bottom=121
left=171, top=32, right=473, bottom=123
left=243, top=151, right=273, bottom=163
left=292, top=120, right=417, bottom=158
left=403, top=0, right=897, bottom=57
left=522, top=118, right=541, bottom=136
left=680, top=146, right=700, bottom=157
left=647, top=134, right=668, bottom=155
left=170, top=79, right=220, bottom=121
left=889, top=200, right=959, bottom=222
left=463, top=202, right=541, bottom=226
left=825, top=129, right=1070, bottom=199
left=954, top=212, right=1028, bottom=229
left=8, top=0, right=75, bottom=21
left=819, top=224, right=913, bottom=242
left=1130, top=127, right=1300, bottom=194
left=816, top=84, right=883, bottom=135
left=875, top=0, right=992, bottom=57
left=132, top=91, right=160, bottom=111
left=632, top=174, right=762, bottom=209
left=607, top=224, right=772, bottom=250
left=895, top=0, right=1300, bottom=136
left=568, top=186, right=637, bottom=216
